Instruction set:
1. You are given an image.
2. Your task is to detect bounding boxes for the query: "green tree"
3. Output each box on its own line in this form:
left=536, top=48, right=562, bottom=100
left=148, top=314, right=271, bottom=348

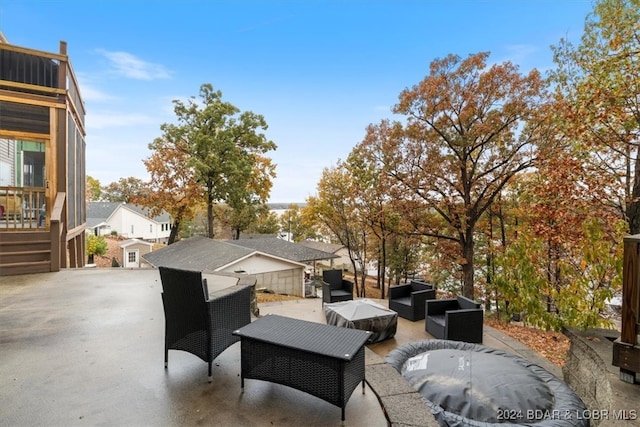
left=278, top=204, right=318, bottom=242
left=555, top=218, right=624, bottom=329
left=171, top=84, right=277, bottom=238
left=245, top=206, right=280, bottom=235
left=86, top=176, right=101, bottom=201
left=86, top=234, right=108, bottom=264
left=102, top=177, right=148, bottom=203
left=494, top=231, right=553, bottom=328
left=495, top=218, right=625, bottom=331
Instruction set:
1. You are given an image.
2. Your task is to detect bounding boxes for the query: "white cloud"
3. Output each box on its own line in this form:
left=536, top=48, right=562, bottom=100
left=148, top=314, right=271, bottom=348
left=79, top=83, right=118, bottom=103
left=96, top=49, right=172, bottom=80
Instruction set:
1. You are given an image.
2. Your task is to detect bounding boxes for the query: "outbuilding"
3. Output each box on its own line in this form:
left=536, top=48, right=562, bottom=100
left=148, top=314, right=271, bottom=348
left=119, top=238, right=154, bottom=268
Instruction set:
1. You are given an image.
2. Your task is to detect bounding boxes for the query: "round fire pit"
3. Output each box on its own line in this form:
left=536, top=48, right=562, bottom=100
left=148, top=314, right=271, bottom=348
left=386, top=340, right=588, bottom=427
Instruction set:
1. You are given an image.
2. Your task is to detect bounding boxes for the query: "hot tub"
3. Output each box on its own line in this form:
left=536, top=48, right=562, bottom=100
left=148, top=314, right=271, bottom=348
left=385, top=340, right=589, bottom=427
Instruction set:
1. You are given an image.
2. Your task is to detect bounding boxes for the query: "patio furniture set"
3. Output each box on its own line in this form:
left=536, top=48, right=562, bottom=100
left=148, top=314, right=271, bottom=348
left=389, top=278, right=484, bottom=343
left=322, top=270, right=484, bottom=344
left=159, top=266, right=370, bottom=421
left=159, top=266, right=484, bottom=421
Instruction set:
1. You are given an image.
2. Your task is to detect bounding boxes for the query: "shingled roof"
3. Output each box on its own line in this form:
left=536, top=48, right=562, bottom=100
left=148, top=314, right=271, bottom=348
left=142, top=236, right=337, bottom=273
left=142, top=236, right=254, bottom=273
left=229, top=237, right=338, bottom=263
left=298, top=240, right=344, bottom=254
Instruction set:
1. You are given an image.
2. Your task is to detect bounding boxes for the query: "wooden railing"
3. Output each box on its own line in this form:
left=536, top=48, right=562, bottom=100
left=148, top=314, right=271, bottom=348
left=0, top=41, right=85, bottom=128
left=50, top=192, right=66, bottom=272
left=0, top=186, right=47, bottom=231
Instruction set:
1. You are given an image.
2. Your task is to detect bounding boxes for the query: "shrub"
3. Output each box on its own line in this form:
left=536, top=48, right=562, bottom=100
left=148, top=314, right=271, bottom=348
left=86, top=234, right=108, bottom=264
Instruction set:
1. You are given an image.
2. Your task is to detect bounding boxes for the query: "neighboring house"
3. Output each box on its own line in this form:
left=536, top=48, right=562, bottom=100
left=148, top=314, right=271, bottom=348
left=0, top=35, right=87, bottom=276
left=299, top=240, right=352, bottom=272
left=87, top=202, right=171, bottom=243
left=119, top=238, right=154, bottom=269
left=142, top=236, right=337, bottom=297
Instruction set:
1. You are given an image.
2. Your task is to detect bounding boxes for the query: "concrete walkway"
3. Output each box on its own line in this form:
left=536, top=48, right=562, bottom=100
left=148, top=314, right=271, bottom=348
left=1, top=269, right=562, bottom=427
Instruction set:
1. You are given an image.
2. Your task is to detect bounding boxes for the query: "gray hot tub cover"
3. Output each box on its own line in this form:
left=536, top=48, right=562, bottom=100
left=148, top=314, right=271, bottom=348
left=385, top=340, right=588, bottom=427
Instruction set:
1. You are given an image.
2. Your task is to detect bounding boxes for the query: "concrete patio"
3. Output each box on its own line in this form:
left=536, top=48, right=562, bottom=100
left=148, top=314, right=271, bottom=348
left=1, top=269, right=561, bottom=426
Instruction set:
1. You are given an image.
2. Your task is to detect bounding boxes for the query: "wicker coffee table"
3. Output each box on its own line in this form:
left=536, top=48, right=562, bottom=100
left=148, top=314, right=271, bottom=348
left=233, top=314, right=371, bottom=421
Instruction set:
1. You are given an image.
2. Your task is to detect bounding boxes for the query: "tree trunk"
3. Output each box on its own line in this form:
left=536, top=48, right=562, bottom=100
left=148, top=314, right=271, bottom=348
left=380, top=236, right=386, bottom=299
left=485, top=211, right=493, bottom=310
left=206, top=182, right=215, bottom=239
left=350, top=258, right=361, bottom=297
left=627, top=154, right=640, bottom=234
left=461, top=231, right=475, bottom=299
left=168, top=220, right=180, bottom=245
left=359, top=269, right=367, bottom=298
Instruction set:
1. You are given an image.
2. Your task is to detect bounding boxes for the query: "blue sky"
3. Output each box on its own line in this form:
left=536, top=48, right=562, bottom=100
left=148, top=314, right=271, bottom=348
left=1, top=1, right=593, bottom=203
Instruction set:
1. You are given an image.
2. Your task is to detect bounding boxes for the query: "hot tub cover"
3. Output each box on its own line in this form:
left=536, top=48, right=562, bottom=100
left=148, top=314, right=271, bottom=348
left=386, top=340, right=588, bottom=427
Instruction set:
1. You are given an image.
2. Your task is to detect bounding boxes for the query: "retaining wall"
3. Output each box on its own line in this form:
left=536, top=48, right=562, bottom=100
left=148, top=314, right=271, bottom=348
left=562, top=327, right=640, bottom=427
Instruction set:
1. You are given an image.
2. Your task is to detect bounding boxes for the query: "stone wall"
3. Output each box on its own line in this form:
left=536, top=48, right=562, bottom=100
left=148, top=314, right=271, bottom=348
left=562, top=327, right=640, bottom=427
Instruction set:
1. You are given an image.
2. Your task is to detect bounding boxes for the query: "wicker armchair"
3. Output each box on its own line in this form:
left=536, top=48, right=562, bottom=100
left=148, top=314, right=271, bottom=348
left=321, top=269, right=354, bottom=304
left=159, top=266, right=252, bottom=381
left=425, top=295, right=483, bottom=343
left=388, top=279, right=436, bottom=321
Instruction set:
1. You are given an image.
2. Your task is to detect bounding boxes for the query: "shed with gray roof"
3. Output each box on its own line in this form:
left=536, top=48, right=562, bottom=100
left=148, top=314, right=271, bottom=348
left=142, top=236, right=331, bottom=297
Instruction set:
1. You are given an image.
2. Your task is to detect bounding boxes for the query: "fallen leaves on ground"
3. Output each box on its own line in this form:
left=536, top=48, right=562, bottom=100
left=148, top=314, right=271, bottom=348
left=485, top=317, right=569, bottom=367
left=256, top=292, right=300, bottom=303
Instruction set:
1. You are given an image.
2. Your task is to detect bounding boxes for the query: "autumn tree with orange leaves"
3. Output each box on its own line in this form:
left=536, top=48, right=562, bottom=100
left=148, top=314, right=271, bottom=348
left=139, top=127, right=201, bottom=244
left=349, top=131, right=423, bottom=297
left=306, top=163, right=370, bottom=297
left=550, top=0, right=640, bottom=233
left=364, top=52, right=549, bottom=299
left=488, top=0, right=637, bottom=329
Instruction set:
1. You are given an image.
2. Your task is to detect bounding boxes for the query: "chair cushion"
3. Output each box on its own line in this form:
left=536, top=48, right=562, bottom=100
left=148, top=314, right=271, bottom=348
left=430, top=315, right=446, bottom=327
left=331, top=290, right=352, bottom=298
left=393, top=296, right=411, bottom=307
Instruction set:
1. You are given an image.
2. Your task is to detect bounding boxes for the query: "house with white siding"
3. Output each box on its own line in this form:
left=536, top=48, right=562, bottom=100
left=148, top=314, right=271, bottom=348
left=87, top=202, right=171, bottom=243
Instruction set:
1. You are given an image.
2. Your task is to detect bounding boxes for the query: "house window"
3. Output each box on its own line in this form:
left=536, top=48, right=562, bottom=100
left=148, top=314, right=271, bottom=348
left=128, top=251, right=136, bottom=263
left=150, top=224, right=153, bottom=233
left=131, top=225, right=134, bottom=234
